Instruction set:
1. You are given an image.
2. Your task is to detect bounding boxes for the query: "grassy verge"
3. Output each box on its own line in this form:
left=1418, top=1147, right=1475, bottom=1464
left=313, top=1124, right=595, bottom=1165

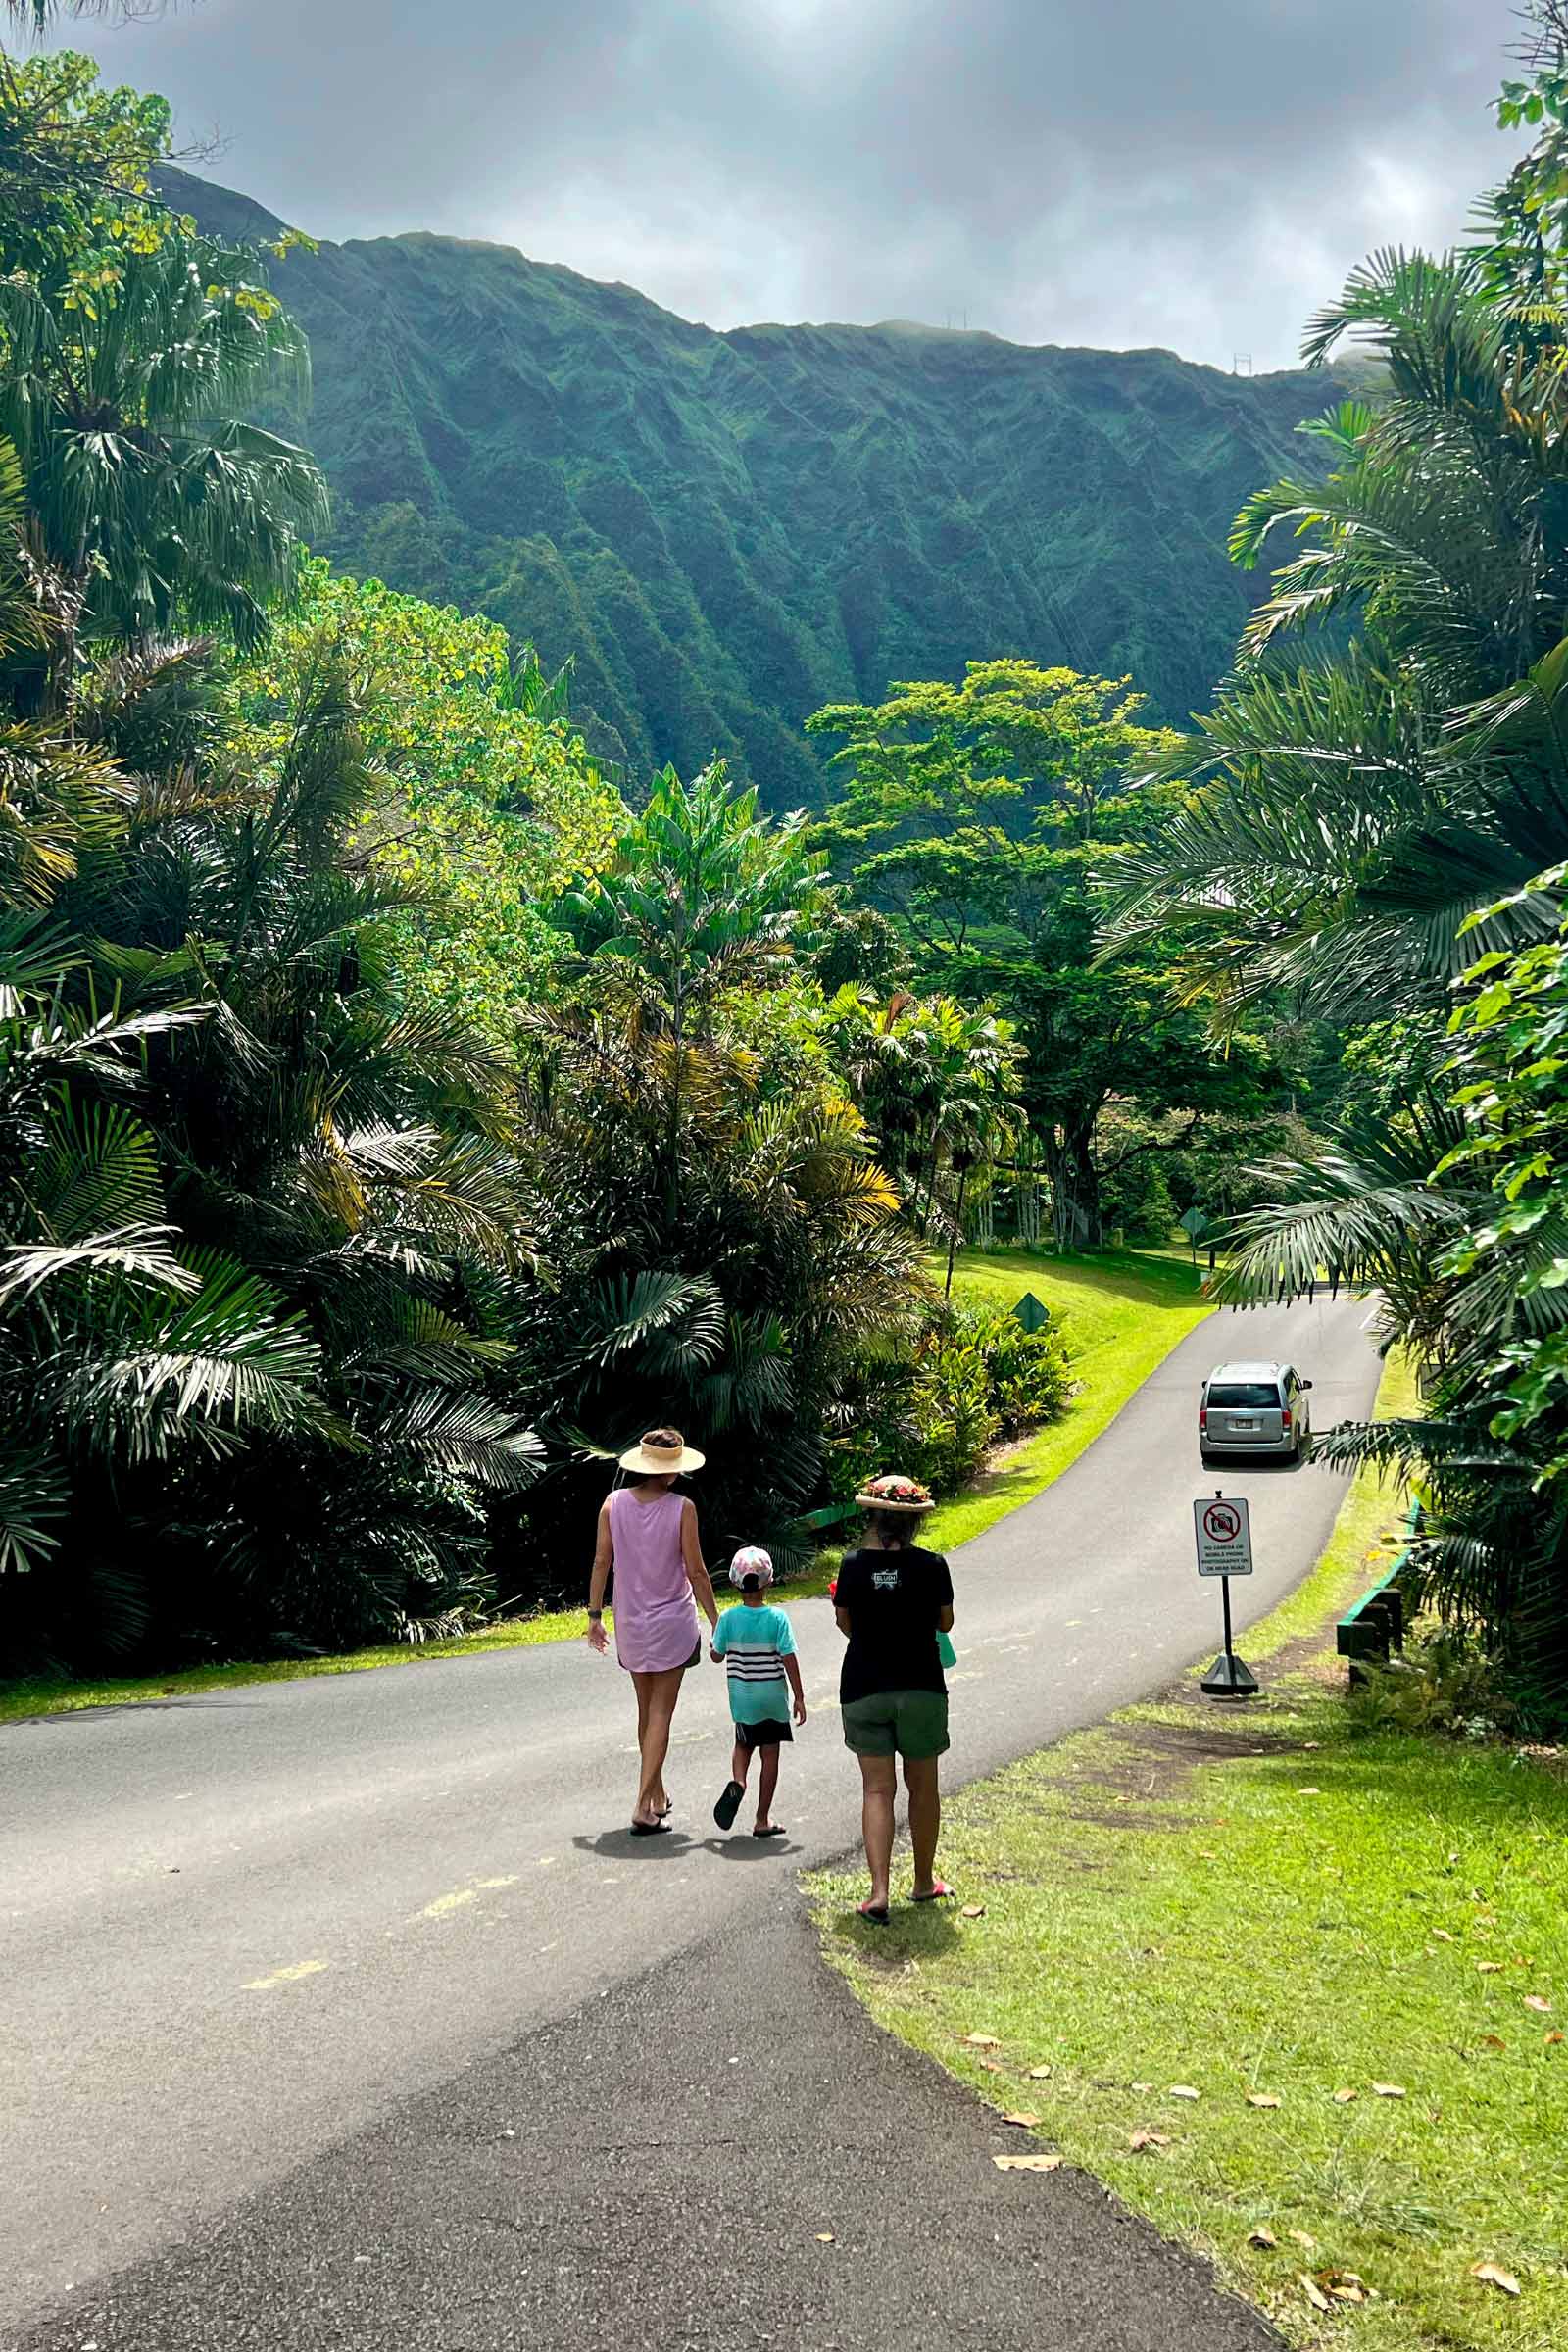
left=811, top=1354, right=1568, bottom=2351
left=0, top=1246, right=1206, bottom=1729
left=926, top=1244, right=1213, bottom=1550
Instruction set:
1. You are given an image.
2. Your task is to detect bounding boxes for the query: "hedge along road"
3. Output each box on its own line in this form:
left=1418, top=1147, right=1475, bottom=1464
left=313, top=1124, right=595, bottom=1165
left=0, top=1294, right=1379, bottom=2337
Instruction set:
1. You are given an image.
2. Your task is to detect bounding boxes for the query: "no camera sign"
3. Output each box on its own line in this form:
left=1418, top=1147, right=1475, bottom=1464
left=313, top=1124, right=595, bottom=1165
left=1194, top=1494, right=1253, bottom=1578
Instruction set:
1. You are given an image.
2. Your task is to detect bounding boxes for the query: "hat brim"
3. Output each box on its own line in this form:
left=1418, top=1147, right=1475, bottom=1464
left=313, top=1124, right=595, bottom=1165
left=854, top=1491, right=935, bottom=1514
left=618, top=1446, right=706, bottom=1475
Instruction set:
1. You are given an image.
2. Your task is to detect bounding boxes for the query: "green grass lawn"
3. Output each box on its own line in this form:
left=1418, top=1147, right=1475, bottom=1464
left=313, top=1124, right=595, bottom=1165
left=0, top=1245, right=1207, bottom=1728
left=926, top=1243, right=1214, bottom=1549
left=810, top=1355, right=1568, bottom=2351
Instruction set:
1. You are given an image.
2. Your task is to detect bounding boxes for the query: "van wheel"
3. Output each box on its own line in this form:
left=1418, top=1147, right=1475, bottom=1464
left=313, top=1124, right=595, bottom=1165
left=1200, top=1448, right=1217, bottom=1468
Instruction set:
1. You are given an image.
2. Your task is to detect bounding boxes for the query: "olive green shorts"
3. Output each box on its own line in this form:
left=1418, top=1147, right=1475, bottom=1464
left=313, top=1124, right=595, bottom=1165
left=841, top=1688, right=951, bottom=1761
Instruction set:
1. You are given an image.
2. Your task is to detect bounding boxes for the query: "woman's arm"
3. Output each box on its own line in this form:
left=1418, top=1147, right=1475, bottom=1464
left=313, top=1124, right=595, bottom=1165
left=586, top=1500, right=612, bottom=1653
left=834, top=1605, right=852, bottom=1640
left=681, top=1499, right=719, bottom=1630
left=938, top=1603, right=955, bottom=1633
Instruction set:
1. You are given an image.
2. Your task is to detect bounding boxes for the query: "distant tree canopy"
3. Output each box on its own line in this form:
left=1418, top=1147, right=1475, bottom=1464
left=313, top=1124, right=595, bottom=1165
left=808, top=662, right=1284, bottom=1249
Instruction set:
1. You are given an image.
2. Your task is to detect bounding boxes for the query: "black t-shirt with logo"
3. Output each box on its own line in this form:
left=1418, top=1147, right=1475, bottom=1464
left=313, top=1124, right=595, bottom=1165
left=835, top=1544, right=954, bottom=1704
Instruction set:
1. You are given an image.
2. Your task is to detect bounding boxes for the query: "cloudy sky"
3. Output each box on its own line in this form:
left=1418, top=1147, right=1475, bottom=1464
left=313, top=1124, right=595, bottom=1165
left=46, top=0, right=1527, bottom=370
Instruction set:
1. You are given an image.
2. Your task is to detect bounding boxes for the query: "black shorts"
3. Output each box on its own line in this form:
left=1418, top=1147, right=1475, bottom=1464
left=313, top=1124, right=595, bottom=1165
left=735, top=1718, right=793, bottom=1749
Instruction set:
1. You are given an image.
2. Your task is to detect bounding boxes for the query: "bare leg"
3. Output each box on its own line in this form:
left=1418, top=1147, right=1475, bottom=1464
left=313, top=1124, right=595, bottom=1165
left=731, top=1737, right=751, bottom=1787
left=755, top=1744, right=780, bottom=1831
left=905, top=1754, right=942, bottom=1895
left=858, top=1754, right=898, bottom=1911
left=631, top=1667, right=685, bottom=1825
left=634, top=1676, right=653, bottom=1796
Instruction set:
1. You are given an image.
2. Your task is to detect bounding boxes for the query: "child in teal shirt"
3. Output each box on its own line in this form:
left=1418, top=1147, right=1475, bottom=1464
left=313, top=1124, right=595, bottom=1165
left=710, top=1546, right=806, bottom=1838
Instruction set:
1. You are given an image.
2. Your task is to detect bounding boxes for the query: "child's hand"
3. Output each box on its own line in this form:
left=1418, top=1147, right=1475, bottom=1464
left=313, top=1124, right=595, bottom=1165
left=793, top=1696, right=807, bottom=1725
left=709, top=1642, right=719, bottom=1663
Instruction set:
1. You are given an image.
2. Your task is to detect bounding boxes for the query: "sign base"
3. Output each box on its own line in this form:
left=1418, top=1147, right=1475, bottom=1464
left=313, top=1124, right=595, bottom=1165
left=1200, top=1649, right=1259, bottom=1699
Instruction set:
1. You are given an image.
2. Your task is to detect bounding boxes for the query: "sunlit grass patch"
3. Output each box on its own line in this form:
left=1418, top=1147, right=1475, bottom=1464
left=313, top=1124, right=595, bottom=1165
left=926, top=1245, right=1214, bottom=1550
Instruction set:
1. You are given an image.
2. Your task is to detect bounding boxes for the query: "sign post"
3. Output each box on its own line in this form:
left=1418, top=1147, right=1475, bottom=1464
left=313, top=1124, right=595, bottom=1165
left=1194, top=1492, right=1258, bottom=1699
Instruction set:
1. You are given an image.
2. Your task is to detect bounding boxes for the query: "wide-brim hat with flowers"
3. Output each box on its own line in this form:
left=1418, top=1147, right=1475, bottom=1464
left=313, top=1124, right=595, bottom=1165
left=854, top=1473, right=936, bottom=1515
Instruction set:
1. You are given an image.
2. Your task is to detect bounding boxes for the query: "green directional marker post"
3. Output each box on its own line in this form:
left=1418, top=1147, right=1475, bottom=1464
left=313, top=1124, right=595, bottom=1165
left=1011, top=1291, right=1050, bottom=1334
left=1178, top=1205, right=1210, bottom=1265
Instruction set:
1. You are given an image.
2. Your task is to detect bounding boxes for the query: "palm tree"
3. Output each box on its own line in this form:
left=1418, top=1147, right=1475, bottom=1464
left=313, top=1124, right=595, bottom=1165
left=1102, top=256, right=1568, bottom=1025
left=554, top=759, right=824, bottom=1218
left=0, top=533, right=543, bottom=1664
left=0, top=233, right=326, bottom=682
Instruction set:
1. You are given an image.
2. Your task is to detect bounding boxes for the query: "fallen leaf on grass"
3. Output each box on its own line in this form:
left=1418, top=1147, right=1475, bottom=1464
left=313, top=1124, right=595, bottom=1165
left=1431, top=1928, right=1455, bottom=1943
left=963, top=2033, right=1002, bottom=2048
left=1470, top=2262, right=1521, bottom=2296
left=1248, top=2227, right=1278, bottom=2249
left=1332, top=2087, right=1357, bottom=2103
left=960, top=1904, right=986, bottom=1919
left=1317, top=2269, right=1370, bottom=2304
left=1002, top=2112, right=1041, bottom=2129
left=1129, top=2080, right=1152, bottom=2091
left=1372, top=2082, right=1406, bottom=2098
left=1289, top=2231, right=1318, bottom=2252
left=992, top=2153, right=1063, bottom=2173
left=1481, top=2034, right=1508, bottom=2051
left=1246, top=2092, right=1282, bottom=2108
left=978, top=2059, right=1004, bottom=2074
left=1298, top=2274, right=1332, bottom=2312
left=1027, top=2064, right=1053, bottom=2080
left=1545, top=2031, right=1564, bottom=2045
left=1128, top=2129, right=1171, bottom=2152
left=1477, top=1960, right=1504, bottom=1975
left=1299, top=1787, right=1322, bottom=1796
left=1524, top=1994, right=1552, bottom=2012
left=1167, top=2084, right=1201, bottom=2100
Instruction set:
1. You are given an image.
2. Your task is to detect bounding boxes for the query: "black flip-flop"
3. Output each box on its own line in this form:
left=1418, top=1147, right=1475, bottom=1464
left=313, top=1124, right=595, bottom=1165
left=857, top=1900, right=890, bottom=1927
left=658, top=1800, right=674, bottom=1818
left=753, top=1824, right=787, bottom=1839
left=629, top=1819, right=671, bottom=1838
left=713, top=1779, right=746, bottom=1832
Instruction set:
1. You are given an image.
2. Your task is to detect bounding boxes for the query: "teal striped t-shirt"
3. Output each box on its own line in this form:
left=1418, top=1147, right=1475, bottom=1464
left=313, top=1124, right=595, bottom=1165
left=712, top=1600, right=796, bottom=1725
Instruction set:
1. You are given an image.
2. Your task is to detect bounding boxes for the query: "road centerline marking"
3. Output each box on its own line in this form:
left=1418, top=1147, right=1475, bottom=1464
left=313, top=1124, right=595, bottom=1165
left=241, top=1958, right=329, bottom=1992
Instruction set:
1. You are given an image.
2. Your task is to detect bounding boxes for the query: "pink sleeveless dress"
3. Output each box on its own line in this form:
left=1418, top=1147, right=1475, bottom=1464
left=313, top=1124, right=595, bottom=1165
left=608, top=1487, right=700, bottom=1673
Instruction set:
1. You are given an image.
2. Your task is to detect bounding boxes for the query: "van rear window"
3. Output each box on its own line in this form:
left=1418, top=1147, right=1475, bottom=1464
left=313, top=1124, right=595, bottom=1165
left=1208, top=1382, right=1281, bottom=1408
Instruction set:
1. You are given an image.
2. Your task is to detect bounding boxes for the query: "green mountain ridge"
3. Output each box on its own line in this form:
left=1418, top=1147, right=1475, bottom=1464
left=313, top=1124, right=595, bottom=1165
left=166, top=167, right=1335, bottom=801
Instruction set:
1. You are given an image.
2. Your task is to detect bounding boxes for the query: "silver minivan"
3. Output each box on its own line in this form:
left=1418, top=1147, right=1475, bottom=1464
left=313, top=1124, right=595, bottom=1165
left=1200, top=1360, right=1312, bottom=1466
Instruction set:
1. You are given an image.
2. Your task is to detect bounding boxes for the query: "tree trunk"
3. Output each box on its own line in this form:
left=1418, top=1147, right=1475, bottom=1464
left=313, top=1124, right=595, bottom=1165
left=944, top=1167, right=969, bottom=1298
left=1045, top=1122, right=1102, bottom=1253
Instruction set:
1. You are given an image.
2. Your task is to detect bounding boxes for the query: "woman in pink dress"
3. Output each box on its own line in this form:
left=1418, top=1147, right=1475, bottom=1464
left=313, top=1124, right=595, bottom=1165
left=586, top=1428, right=719, bottom=1834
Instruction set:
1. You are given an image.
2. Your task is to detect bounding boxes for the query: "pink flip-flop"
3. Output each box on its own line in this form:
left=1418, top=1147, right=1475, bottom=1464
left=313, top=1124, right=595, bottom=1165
left=911, top=1880, right=956, bottom=1903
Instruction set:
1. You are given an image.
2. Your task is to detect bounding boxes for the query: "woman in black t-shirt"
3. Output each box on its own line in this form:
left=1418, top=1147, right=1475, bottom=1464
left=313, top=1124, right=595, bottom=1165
left=833, top=1473, right=956, bottom=1925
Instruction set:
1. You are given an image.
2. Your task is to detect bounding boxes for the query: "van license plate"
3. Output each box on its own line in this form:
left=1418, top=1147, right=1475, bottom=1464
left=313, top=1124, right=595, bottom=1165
left=1232, top=1418, right=1257, bottom=1432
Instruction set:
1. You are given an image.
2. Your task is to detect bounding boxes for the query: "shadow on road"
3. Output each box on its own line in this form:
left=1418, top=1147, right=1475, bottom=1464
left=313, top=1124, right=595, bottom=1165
left=571, top=1828, right=700, bottom=1860
left=10, top=1697, right=263, bottom=1725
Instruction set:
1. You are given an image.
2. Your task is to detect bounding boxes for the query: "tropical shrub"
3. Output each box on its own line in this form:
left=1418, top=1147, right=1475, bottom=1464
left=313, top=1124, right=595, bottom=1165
left=827, top=1300, right=1073, bottom=1505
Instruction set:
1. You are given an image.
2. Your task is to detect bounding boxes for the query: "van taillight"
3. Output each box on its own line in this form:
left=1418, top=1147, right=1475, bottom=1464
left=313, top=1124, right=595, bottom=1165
left=1199, top=1405, right=1208, bottom=1433
left=1281, top=1407, right=1292, bottom=1432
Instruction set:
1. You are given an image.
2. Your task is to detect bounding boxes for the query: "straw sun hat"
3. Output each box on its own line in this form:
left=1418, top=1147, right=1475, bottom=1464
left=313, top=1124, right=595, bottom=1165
left=854, top=1473, right=935, bottom=1515
left=617, top=1428, right=706, bottom=1476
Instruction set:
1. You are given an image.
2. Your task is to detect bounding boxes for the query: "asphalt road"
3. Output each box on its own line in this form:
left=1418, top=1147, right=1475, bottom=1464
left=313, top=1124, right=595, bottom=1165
left=1, top=1294, right=1379, bottom=2344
